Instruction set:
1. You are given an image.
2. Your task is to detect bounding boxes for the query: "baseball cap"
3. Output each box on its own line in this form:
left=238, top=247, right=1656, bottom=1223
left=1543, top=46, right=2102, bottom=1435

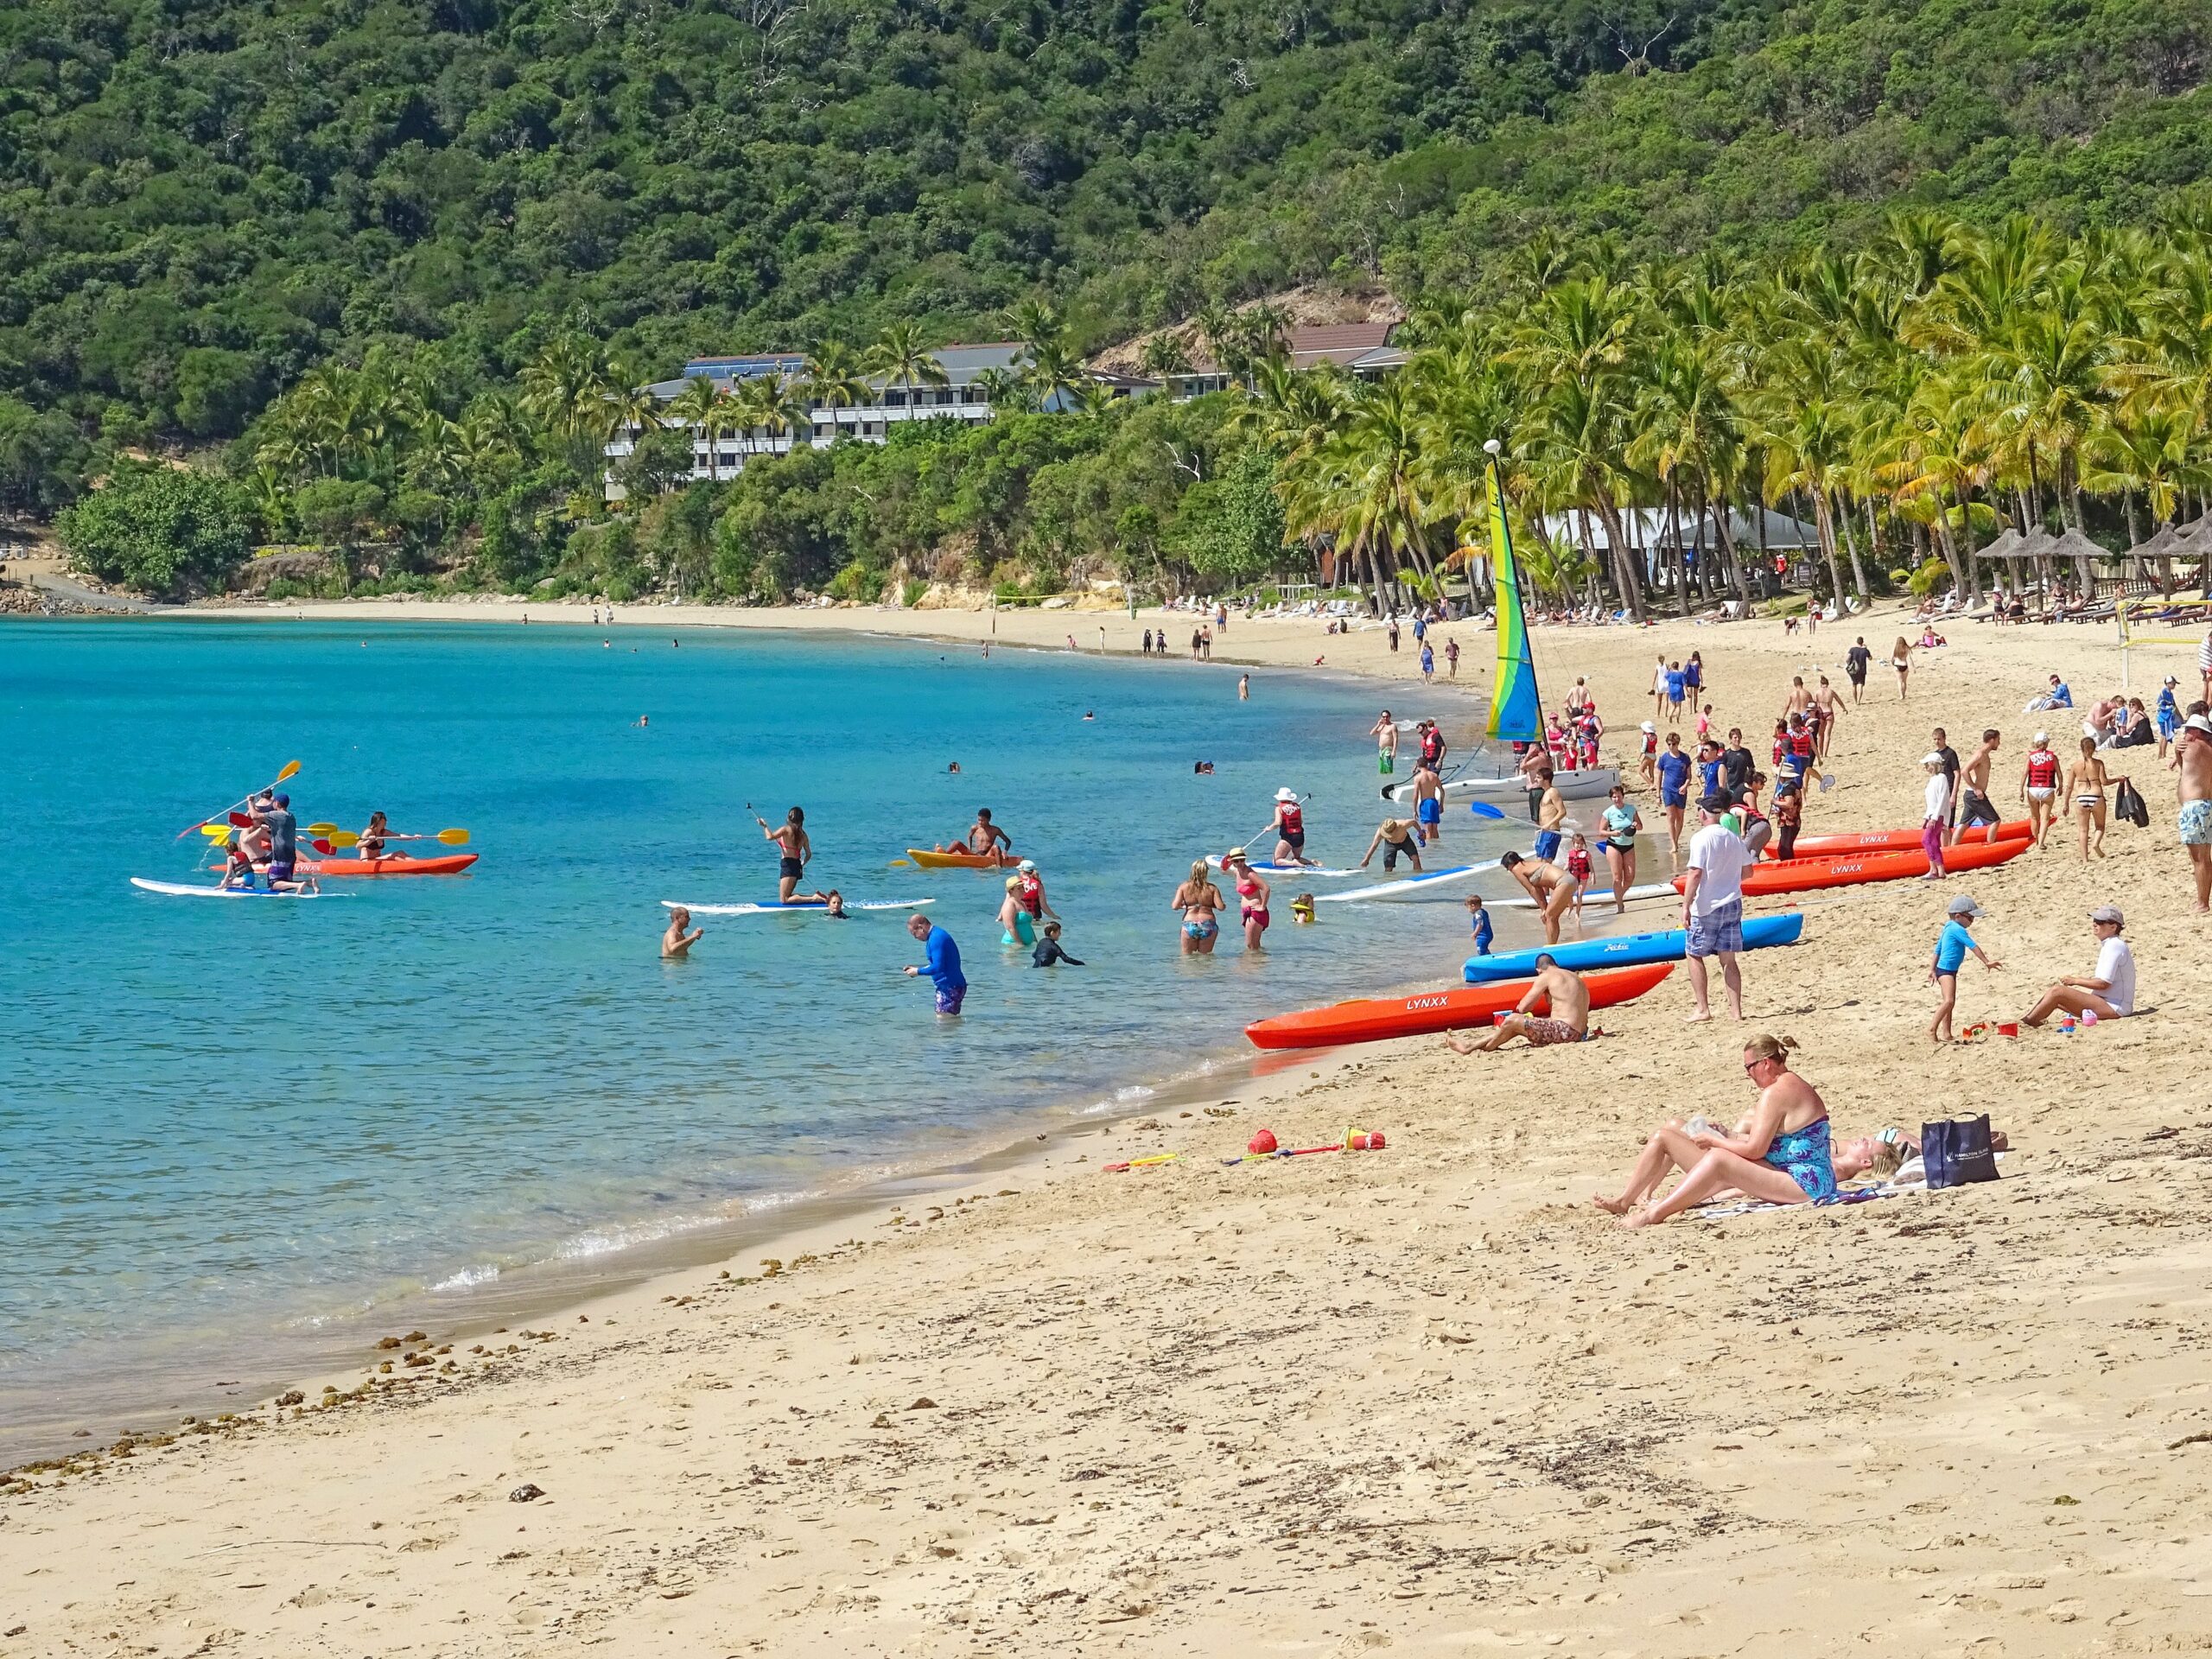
left=1018, top=859, right=1037, bottom=873
left=2165, top=674, right=2180, bottom=686
left=1947, top=895, right=1984, bottom=918
left=273, top=792, right=289, bottom=807
left=2089, top=904, right=2125, bottom=926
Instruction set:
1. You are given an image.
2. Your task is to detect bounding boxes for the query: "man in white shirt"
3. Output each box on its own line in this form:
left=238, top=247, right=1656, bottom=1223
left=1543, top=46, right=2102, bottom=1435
left=1681, top=793, right=1748, bottom=1023
left=2022, top=905, right=2136, bottom=1025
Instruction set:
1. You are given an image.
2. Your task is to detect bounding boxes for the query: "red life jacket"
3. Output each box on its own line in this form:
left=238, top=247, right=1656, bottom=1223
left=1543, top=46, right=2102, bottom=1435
left=2026, top=748, right=2060, bottom=788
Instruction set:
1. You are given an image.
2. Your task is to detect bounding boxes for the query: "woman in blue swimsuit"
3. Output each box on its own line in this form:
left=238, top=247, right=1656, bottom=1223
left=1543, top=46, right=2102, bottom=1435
left=1592, top=1034, right=1838, bottom=1225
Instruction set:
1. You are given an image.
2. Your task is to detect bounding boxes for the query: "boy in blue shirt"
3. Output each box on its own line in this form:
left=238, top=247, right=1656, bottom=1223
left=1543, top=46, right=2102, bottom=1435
left=1465, top=893, right=1493, bottom=957
left=1927, top=894, right=2001, bottom=1043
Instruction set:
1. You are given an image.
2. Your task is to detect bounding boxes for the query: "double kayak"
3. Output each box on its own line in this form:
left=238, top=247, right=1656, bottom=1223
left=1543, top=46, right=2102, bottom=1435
left=1773, top=820, right=2031, bottom=860
left=1245, top=961, right=1673, bottom=1051
left=1465, top=912, right=1803, bottom=982
left=1383, top=767, right=1620, bottom=804
left=1685, top=836, right=2032, bottom=899
left=131, top=877, right=343, bottom=899
left=663, top=897, right=935, bottom=916
left=906, top=848, right=1016, bottom=869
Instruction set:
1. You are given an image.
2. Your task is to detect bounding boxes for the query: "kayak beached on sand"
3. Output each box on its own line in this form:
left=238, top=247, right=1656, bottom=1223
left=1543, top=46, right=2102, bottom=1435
left=1465, top=912, right=1803, bottom=982
left=1771, top=820, right=2031, bottom=859
left=1245, top=961, right=1674, bottom=1051
left=1685, top=836, right=2032, bottom=899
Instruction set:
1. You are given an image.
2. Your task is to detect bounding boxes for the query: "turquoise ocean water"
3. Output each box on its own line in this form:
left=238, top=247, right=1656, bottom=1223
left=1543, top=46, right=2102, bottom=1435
left=0, top=620, right=1523, bottom=1455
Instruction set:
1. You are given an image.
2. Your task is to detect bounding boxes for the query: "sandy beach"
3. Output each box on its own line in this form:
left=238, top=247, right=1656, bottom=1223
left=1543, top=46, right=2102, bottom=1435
left=9, top=594, right=2212, bottom=1656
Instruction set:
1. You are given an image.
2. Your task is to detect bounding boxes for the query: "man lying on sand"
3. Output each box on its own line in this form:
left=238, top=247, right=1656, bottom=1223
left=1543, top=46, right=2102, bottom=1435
left=1592, top=1034, right=1835, bottom=1226
left=1444, top=956, right=1592, bottom=1053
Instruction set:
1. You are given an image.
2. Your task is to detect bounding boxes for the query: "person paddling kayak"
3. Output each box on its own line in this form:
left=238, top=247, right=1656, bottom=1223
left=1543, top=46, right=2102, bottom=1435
left=760, top=806, right=811, bottom=903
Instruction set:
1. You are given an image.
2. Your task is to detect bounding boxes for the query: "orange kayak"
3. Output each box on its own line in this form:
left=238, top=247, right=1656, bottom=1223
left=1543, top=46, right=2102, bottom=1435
left=297, top=854, right=480, bottom=877
left=1686, top=836, right=2029, bottom=898
left=1244, top=962, right=1674, bottom=1051
left=906, top=848, right=1017, bottom=869
left=1774, top=820, right=2031, bottom=859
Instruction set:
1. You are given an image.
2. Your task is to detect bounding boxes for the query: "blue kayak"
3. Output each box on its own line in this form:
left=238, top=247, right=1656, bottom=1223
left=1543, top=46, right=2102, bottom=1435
left=1463, top=911, right=1803, bottom=983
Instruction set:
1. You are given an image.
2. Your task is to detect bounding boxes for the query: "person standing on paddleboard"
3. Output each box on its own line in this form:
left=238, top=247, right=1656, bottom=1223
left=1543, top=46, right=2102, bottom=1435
left=1268, top=788, right=1308, bottom=865
left=761, top=807, right=811, bottom=903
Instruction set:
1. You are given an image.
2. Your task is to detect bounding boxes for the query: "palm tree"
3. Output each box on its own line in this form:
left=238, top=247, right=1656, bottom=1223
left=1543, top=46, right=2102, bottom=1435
left=864, top=321, right=948, bottom=424
left=802, top=340, right=868, bottom=438
left=1022, top=339, right=1089, bottom=410
left=665, top=374, right=728, bottom=481
left=1138, top=330, right=1193, bottom=380
left=1004, top=298, right=1063, bottom=362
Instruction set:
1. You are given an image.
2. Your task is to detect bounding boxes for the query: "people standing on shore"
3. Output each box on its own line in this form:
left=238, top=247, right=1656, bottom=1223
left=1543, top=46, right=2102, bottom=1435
left=1445, top=637, right=1460, bottom=679
left=760, top=806, right=811, bottom=903
left=1599, top=784, right=1642, bottom=916
left=1682, top=794, right=1748, bottom=1022
left=1656, top=731, right=1691, bottom=853
left=1918, top=752, right=1951, bottom=879
left=905, top=912, right=967, bottom=1016
left=2063, top=735, right=2113, bottom=860
left=1638, top=721, right=1658, bottom=785
left=1931, top=726, right=1961, bottom=834
left=1812, top=677, right=1845, bottom=757
left=2022, top=730, right=2061, bottom=846
left=1953, top=729, right=2001, bottom=838
left=1532, top=770, right=1566, bottom=861
left=1173, top=860, right=1224, bottom=954
left=1772, top=776, right=1803, bottom=860
left=1928, top=894, right=2000, bottom=1043
left=2176, top=712, right=2212, bottom=912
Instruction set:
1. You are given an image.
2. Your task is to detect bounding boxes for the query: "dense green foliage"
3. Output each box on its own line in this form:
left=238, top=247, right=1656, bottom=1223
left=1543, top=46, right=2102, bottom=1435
left=55, top=465, right=251, bottom=595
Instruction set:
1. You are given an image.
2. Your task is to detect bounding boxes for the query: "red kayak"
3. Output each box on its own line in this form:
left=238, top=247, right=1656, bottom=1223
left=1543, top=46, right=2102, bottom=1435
left=1680, top=837, right=2030, bottom=899
left=297, top=854, right=480, bottom=877
left=1773, top=820, right=2031, bottom=859
left=1244, top=962, right=1674, bottom=1051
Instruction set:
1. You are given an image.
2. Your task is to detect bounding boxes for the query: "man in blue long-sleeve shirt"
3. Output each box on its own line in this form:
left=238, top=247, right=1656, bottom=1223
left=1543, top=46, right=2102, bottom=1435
left=906, top=913, right=966, bottom=1016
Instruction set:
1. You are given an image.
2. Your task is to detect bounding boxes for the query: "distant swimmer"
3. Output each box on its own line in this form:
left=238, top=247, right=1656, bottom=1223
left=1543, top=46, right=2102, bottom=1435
left=949, top=761, right=962, bottom=773
left=1032, top=922, right=1084, bottom=967
left=1084, top=711, right=1096, bottom=721
left=1359, top=816, right=1424, bottom=874
left=662, top=906, right=703, bottom=958
left=999, top=877, right=1037, bottom=948
left=905, top=913, right=966, bottom=1016
left=635, top=715, right=649, bottom=728
left=1194, top=760, right=1214, bottom=775
left=759, top=806, right=811, bottom=903
left=1444, top=955, right=1592, bottom=1053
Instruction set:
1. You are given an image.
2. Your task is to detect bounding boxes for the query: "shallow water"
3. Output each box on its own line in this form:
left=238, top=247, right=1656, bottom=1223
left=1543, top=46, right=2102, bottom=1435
left=0, top=619, right=1523, bottom=1454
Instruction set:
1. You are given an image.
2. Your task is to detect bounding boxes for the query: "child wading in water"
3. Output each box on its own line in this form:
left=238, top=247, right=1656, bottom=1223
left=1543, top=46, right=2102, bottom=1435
left=1928, top=894, right=2001, bottom=1042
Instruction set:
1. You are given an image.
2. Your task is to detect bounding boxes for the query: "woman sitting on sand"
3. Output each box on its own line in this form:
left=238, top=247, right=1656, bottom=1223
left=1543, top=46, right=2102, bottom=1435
left=1592, top=1034, right=1836, bottom=1227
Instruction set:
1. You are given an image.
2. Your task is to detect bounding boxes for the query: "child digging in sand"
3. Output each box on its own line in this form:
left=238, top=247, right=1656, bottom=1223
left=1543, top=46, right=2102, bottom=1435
left=1928, top=894, right=2001, bottom=1043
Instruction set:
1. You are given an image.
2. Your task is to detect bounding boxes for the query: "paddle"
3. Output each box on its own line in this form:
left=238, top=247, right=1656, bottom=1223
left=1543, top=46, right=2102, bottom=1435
left=390, top=829, right=470, bottom=845
left=177, top=760, right=299, bottom=839
left=1467, top=801, right=1505, bottom=819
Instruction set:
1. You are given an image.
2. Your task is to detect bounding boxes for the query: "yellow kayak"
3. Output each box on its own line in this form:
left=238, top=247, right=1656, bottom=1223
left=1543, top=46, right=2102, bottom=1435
left=906, top=847, right=1017, bottom=869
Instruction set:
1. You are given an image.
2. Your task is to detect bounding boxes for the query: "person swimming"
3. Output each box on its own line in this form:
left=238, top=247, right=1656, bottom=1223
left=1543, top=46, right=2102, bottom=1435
left=662, top=906, right=702, bottom=957
left=1031, top=920, right=1084, bottom=966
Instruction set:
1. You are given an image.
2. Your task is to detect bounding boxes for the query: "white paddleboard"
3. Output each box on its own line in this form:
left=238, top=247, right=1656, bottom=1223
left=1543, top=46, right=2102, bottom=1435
left=1315, top=859, right=1503, bottom=903
left=130, top=877, right=343, bottom=899
left=1385, top=767, right=1621, bottom=804
left=663, top=898, right=936, bottom=917
left=1491, top=880, right=1675, bottom=910
left=1207, top=857, right=1363, bottom=877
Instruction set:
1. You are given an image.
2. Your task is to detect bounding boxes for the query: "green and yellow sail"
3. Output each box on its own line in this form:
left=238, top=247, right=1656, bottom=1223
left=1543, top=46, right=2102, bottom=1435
left=1483, top=460, right=1541, bottom=743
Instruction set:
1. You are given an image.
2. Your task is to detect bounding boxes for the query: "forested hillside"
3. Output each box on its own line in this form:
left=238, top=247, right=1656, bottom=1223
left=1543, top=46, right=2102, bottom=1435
left=11, top=0, right=2212, bottom=601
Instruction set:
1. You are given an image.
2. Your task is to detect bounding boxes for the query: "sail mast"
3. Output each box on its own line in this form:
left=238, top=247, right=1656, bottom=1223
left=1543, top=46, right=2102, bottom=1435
left=1483, top=439, right=1545, bottom=743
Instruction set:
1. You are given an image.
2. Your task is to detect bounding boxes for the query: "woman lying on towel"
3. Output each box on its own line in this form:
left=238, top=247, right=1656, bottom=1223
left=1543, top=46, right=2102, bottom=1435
left=1593, top=1034, right=1837, bottom=1227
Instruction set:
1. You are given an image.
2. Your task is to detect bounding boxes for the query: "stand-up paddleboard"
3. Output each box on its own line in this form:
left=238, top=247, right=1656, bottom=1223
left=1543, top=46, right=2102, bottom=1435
left=1771, top=820, right=2030, bottom=860
left=1689, top=836, right=2031, bottom=899
left=1465, top=912, right=1803, bottom=982
left=130, top=877, right=343, bottom=899
left=1315, top=859, right=1503, bottom=903
left=662, top=897, right=936, bottom=917
left=1384, top=767, right=1619, bottom=804
left=906, top=848, right=1017, bottom=870
left=1207, top=856, right=1364, bottom=877
left=1245, top=962, right=1673, bottom=1051
left=1490, top=880, right=1676, bottom=910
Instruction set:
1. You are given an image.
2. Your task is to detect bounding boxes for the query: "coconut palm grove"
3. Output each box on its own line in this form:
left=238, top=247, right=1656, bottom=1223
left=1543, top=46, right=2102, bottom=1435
left=11, top=0, right=2212, bottom=606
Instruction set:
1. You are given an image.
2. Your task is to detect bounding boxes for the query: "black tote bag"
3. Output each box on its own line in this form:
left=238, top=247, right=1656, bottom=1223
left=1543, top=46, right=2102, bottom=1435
left=1922, top=1115, right=1999, bottom=1189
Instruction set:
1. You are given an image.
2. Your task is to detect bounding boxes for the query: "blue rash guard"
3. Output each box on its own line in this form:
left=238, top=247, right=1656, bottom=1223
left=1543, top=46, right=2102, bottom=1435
left=1933, top=919, right=1974, bottom=976
left=1657, top=750, right=1692, bottom=805
left=1469, top=907, right=1494, bottom=956
left=923, top=925, right=966, bottom=993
